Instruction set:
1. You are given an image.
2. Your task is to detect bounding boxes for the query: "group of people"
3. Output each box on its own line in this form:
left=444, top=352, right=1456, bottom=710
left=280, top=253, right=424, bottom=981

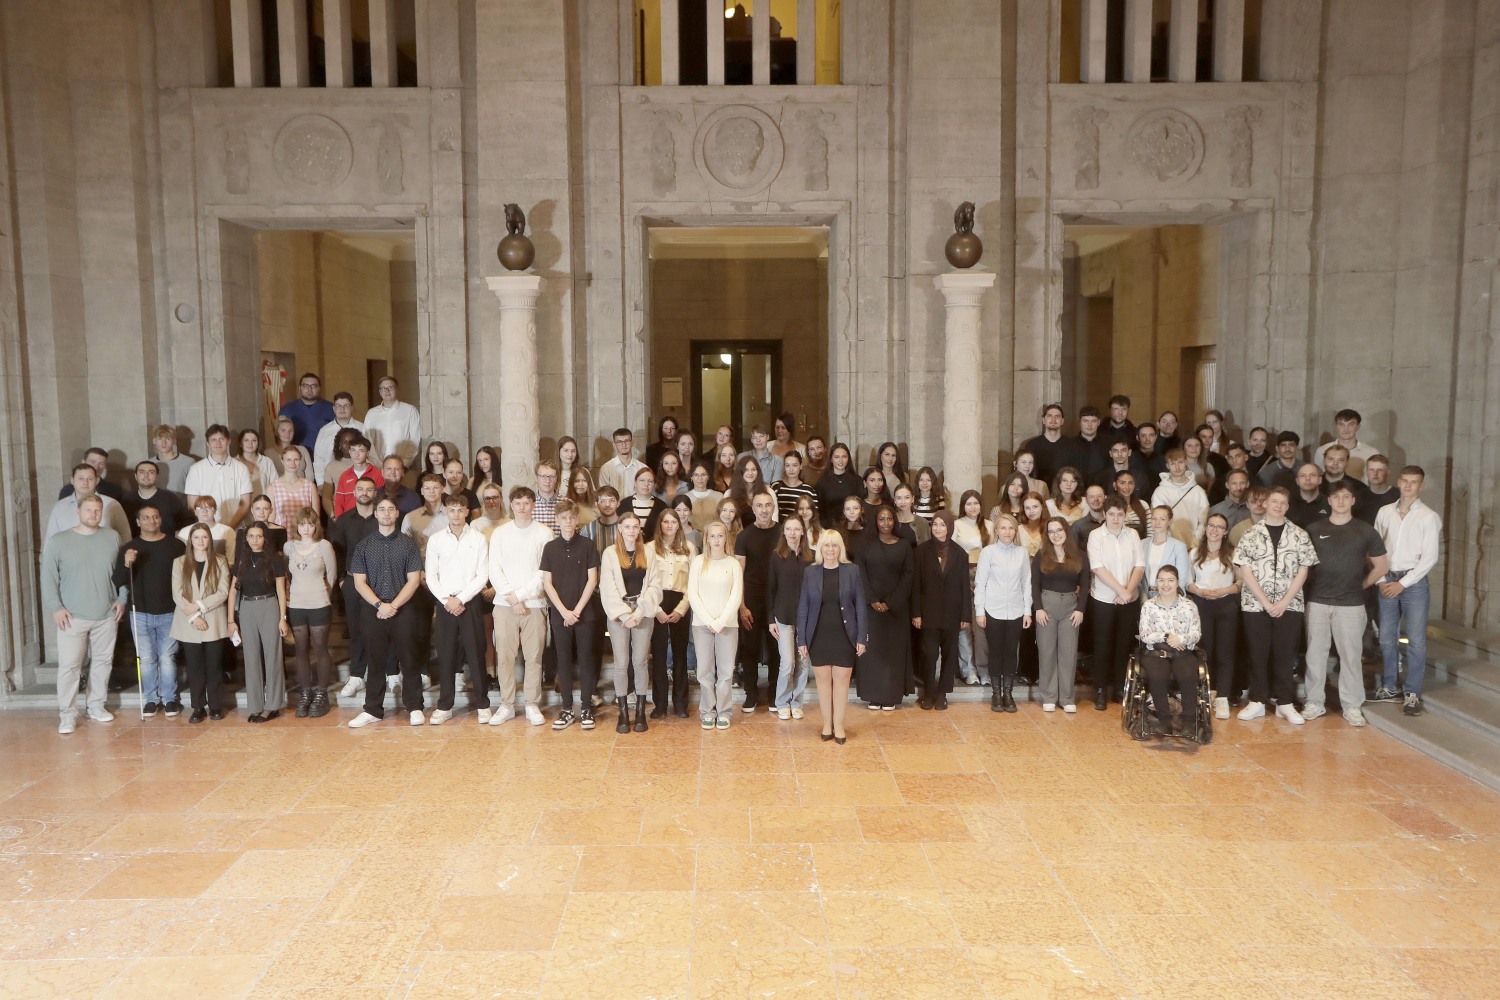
left=41, top=379, right=1442, bottom=744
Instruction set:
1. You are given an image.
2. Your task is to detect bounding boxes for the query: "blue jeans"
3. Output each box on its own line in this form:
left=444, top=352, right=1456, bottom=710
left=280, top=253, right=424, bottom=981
left=1379, top=575, right=1430, bottom=694
left=132, top=611, right=179, bottom=704
left=772, top=621, right=810, bottom=708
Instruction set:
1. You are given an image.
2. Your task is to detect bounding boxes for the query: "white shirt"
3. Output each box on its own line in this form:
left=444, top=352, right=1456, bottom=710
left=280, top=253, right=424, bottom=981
left=424, top=524, right=489, bottom=603
left=1087, top=526, right=1146, bottom=603
left=1188, top=552, right=1237, bottom=592
left=176, top=521, right=233, bottom=556
left=1374, top=499, right=1442, bottom=588
left=46, top=493, right=130, bottom=540
left=183, top=454, right=253, bottom=524
left=313, top=418, right=366, bottom=485
left=597, top=455, right=648, bottom=498
left=953, top=516, right=991, bottom=565
left=245, top=455, right=279, bottom=496
left=363, top=401, right=422, bottom=466
left=401, top=506, right=447, bottom=557
left=488, top=519, right=554, bottom=608
left=974, top=542, right=1032, bottom=620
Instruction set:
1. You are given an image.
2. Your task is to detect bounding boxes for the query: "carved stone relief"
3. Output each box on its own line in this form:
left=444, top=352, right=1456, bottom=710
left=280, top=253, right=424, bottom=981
left=693, top=105, right=784, bottom=198
left=273, top=114, right=354, bottom=189
left=376, top=121, right=405, bottom=196
left=1125, top=109, right=1204, bottom=183
left=650, top=109, right=683, bottom=195
left=794, top=108, right=831, bottom=192
left=223, top=126, right=250, bottom=194
left=1225, top=105, right=1262, bottom=189
left=437, top=127, right=456, bottom=152
left=1071, top=107, right=1108, bottom=190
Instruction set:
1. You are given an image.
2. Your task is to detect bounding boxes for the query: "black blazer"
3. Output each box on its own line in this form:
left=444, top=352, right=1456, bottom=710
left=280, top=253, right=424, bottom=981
left=913, top=541, right=972, bottom=630
left=796, top=562, right=869, bottom=648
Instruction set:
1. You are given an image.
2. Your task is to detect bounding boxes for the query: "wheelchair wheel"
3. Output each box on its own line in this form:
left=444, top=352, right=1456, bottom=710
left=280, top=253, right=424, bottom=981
left=1121, top=655, right=1150, bottom=741
left=1194, top=661, right=1214, bottom=745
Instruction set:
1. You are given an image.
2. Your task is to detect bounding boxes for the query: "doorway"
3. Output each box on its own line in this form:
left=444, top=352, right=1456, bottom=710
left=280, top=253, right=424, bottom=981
left=692, top=341, right=783, bottom=442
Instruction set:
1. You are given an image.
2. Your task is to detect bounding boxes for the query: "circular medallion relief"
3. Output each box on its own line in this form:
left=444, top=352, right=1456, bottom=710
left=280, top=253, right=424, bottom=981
left=1125, top=110, right=1204, bottom=183
left=274, top=115, right=354, bottom=189
left=693, top=105, right=784, bottom=197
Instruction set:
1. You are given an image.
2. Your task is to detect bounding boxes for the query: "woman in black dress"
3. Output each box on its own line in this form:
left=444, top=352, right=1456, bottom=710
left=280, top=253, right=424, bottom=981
left=913, top=510, right=972, bottom=710
left=814, top=443, right=862, bottom=527
left=859, top=466, right=893, bottom=522
left=837, top=496, right=866, bottom=557
left=856, top=506, right=915, bottom=710
left=796, top=530, right=868, bottom=743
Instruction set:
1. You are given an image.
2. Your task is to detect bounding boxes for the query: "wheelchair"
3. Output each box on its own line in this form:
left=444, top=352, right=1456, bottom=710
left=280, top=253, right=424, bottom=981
left=1121, top=643, right=1213, bottom=745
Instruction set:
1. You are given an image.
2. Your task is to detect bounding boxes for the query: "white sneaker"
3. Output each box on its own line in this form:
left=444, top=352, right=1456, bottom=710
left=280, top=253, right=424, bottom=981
left=58, top=716, right=76, bottom=735
left=525, top=705, right=545, bottom=726
left=1062, top=704, right=1077, bottom=714
left=428, top=708, right=453, bottom=726
left=1238, top=701, right=1266, bottom=721
left=476, top=709, right=492, bottom=724
left=1275, top=704, right=1305, bottom=726
left=1214, top=697, right=1230, bottom=720
left=777, top=706, right=791, bottom=720
left=348, top=711, right=381, bottom=729
left=409, top=710, right=426, bottom=726
left=87, top=707, right=115, bottom=723
left=790, top=706, right=804, bottom=720
left=1042, top=703, right=1056, bottom=713
left=1300, top=703, right=1327, bottom=722
left=340, top=676, right=365, bottom=698
left=489, top=705, right=516, bottom=726
left=1344, top=708, right=1368, bottom=727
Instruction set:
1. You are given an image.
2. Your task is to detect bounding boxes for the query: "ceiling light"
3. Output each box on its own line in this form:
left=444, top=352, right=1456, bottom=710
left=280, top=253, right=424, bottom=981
left=720, top=353, right=733, bottom=365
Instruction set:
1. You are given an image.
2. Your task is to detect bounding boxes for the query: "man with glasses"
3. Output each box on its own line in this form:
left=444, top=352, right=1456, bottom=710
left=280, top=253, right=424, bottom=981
left=279, top=372, right=336, bottom=448
left=313, top=392, right=366, bottom=486
left=363, top=376, right=422, bottom=468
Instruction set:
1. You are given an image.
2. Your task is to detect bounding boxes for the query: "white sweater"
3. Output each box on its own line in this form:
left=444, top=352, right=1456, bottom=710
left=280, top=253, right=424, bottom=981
left=688, top=555, right=743, bottom=632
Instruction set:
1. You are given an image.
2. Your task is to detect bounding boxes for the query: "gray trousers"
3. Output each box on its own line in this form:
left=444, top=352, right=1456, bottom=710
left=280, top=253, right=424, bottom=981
left=1304, top=601, right=1366, bottom=711
left=608, top=617, right=655, bottom=705
left=56, top=616, right=116, bottom=718
left=694, top=624, right=738, bottom=719
left=239, top=597, right=286, bottom=715
left=1036, top=591, right=1081, bottom=707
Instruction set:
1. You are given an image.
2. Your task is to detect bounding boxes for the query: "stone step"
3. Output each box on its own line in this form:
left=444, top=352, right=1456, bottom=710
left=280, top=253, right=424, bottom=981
left=1417, top=681, right=1500, bottom=743
left=1427, top=638, right=1500, bottom=698
left=1362, top=700, right=1500, bottom=795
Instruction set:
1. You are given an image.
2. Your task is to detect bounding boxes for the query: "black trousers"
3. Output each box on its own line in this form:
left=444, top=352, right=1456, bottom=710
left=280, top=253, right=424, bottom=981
left=340, top=577, right=369, bottom=679
left=1244, top=608, right=1303, bottom=706
left=551, top=611, right=598, bottom=711
left=920, top=625, right=961, bottom=696
left=1142, top=647, right=1200, bottom=728
left=434, top=600, right=488, bottom=712
left=1192, top=593, right=1241, bottom=698
left=361, top=604, right=422, bottom=717
left=650, top=591, right=691, bottom=710
left=1089, top=597, right=1141, bottom=696
left=181, top=640, right=223, bottom=712
left=738, top=592, right=772, bottom=706
left=983, top=617, right=1023, bottom=680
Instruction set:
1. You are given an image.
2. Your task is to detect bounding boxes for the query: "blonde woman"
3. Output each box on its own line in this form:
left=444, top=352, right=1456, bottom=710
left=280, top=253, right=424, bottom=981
left=974, top=513, right=1033, bottom=714
left=688, top=520, right=743, bottom=730
left=796, top=529, right=868, bottom=744
left=601, top=511, right=661, bottom=734
left=650, top=508, right=696, bottom=718
left=270, top=446, right=319, bottom=529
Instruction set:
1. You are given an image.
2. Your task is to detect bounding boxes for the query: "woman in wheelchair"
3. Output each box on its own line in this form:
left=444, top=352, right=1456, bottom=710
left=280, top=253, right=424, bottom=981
left=1136, top=565, right=1202, bottom=736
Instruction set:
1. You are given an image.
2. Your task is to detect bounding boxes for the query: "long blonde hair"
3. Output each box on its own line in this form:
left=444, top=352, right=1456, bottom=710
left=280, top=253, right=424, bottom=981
left=611, top=511, right=648, bottom=570
left=180, top=524, right=224, bottom=601
left=699, top=520, right=730, bottom=568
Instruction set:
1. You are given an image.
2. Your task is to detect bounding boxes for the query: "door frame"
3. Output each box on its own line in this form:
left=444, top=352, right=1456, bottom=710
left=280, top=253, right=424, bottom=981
left=690, top=339, right=784, bottom=444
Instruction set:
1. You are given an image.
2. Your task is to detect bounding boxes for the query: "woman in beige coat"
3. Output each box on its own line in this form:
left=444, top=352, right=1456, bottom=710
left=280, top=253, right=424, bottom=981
left=172, top=523, right=230, bottom=723
left=600, top=511, right=662, bottom=733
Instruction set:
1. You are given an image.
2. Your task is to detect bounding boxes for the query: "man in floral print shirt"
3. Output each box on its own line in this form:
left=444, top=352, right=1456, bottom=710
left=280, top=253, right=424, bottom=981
left=1233, top=486, right=1319, bottom=726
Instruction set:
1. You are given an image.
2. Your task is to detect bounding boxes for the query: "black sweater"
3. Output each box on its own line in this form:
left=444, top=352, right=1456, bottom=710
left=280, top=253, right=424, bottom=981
left=767, top=551, right=812, bottom=625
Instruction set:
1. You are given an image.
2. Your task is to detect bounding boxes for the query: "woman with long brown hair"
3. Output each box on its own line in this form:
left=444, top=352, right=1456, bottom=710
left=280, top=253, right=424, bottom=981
left=767, top=516, right=814, bottom=720
left=952, top=489, right=991, bottom=687
left=556, top=436, right=582, bottom=488
left=649, top=508, right=696, bottom=718
left=172, top=523, right=230, bottom=723
left=1032, top=516, right=1088, bottom=713
left=913, top=510, right=971, bottom=710
left=1188, top=512, right=1241, bottom=720
left=713, top=442, right=739, bottom=493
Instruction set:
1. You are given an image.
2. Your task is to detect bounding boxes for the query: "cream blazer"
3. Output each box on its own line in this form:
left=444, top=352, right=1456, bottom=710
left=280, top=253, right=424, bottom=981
left=170, top=555, right=231, bottom=643
left=600, top=545, right=663, bottom=622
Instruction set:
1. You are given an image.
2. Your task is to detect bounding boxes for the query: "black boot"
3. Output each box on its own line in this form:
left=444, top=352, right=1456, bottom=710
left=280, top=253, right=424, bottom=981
left=634, top=699, right=649, bottom=732
left=295, top=687, right=314, bottom=718
left=1094, top=685, right=1108, bottom=711
left=310, top=687, right=331, bottom=718
left=616, top=700, right=631, bottom=734
left=991, top=689, right=1003, bottom=713
left=1001, top=678, right=1017, bottom=713
left=650, top=697, right=666, bottom=720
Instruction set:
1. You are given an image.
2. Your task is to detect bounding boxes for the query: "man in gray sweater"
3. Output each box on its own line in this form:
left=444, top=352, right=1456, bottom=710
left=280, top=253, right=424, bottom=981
left=41, top=494, right=125, bottom=734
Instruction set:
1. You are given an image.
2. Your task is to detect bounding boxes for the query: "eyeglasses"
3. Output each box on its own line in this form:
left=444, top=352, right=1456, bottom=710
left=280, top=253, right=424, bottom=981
left=300, top=382, right=319, bottom=388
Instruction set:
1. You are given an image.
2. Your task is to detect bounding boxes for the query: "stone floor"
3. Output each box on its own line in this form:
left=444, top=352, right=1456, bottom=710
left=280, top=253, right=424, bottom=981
left=1, top=701, right=1499, bottom=1000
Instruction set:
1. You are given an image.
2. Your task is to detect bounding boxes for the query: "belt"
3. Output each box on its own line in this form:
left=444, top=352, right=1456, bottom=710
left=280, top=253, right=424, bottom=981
left=1389, top=569, right=1410, bottom=580
left=240, top=593, right=276, bottom=602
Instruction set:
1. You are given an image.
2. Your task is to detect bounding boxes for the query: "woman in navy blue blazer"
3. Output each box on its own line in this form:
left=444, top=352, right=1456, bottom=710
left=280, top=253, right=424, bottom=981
left=797, top=529, right=868, bottom=743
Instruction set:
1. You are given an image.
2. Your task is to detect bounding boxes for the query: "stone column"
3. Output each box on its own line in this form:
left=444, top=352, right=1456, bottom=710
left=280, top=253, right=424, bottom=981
left=934, top=271, right=997, bottom=494
left=485, top=274, right=544, bottom=488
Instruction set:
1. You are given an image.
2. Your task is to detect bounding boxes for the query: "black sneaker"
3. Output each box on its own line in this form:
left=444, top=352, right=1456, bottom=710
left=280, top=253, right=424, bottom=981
left=141, top=702, right=160, bottom=718
left=580, top=709, right=596, bottom=730
left=1402, top=693, right=1423, bottom=717
left=164, top=700, right=183, bottom=718
left=1371, top=686, right=1401, bottom=703
left=552, top=710, right=576, bottom=731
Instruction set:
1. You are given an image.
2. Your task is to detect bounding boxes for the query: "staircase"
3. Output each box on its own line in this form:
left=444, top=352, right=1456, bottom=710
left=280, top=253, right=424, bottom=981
left=1362, top=621, right=1500, bottom=793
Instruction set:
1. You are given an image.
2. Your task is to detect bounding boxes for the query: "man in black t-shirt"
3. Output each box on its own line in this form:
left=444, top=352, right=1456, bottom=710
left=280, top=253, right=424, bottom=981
left=331, top=477, right=381, bottom=697
left=1288, top=464, right=1331, bottom=528
left=122, top=461, right=190, bottom=537
left=114, top=504, right=187, bottom=717
left=734, top=488, right=781, bottom=711
left=1303, top=481, right=1388, bottom=726
left=540, top=500, right=601, bottom=730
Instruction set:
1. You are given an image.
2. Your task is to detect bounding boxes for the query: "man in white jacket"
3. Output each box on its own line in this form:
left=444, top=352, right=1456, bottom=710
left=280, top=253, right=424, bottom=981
left=1150, top=450, right=1209, bottom=548
left=488, top=485, right=556, bottom=726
